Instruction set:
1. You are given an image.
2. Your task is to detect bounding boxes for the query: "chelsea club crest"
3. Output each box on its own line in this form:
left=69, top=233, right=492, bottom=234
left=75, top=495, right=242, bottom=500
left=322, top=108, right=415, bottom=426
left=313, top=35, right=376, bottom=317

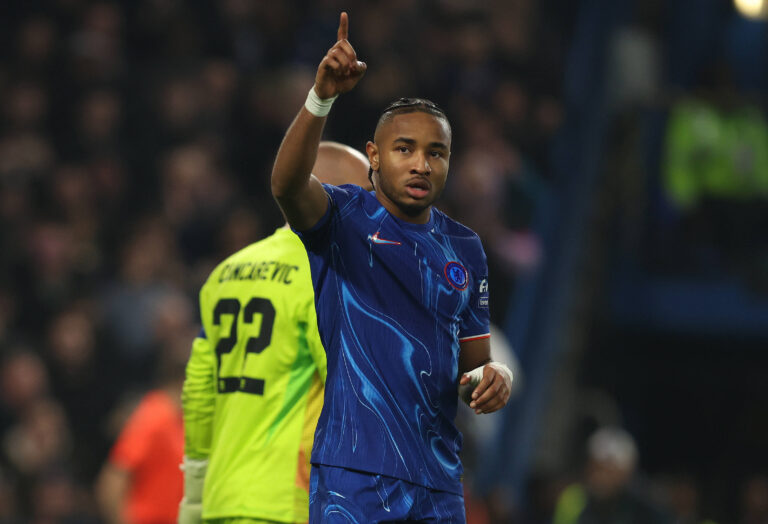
left=444, top=261, right=468, bottom=291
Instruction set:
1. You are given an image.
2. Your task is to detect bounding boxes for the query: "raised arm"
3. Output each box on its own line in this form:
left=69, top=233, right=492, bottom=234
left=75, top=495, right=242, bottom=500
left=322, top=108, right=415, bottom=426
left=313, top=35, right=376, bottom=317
left=271, top=12, right=367, bottom=230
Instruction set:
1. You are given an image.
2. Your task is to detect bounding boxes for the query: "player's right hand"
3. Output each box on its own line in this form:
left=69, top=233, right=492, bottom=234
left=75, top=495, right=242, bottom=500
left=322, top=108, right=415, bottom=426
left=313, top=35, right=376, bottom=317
left=466, top=363, right=512, bottom=414
left=314, top=12, right=367, bottom=99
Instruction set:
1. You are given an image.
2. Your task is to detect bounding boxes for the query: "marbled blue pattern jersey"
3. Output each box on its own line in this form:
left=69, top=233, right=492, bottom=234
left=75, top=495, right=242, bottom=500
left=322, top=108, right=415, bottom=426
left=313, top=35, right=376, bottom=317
left=296, top=184, right=490, bottom=495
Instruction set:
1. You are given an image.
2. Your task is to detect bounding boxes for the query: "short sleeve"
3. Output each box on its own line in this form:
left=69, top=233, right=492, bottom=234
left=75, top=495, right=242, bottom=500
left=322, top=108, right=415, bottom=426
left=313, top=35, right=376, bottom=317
left=458, top=245, right=491, bottom=342
left=293, top=184, right=363, bottom=253
left=301, top=296, right=327, bottom=384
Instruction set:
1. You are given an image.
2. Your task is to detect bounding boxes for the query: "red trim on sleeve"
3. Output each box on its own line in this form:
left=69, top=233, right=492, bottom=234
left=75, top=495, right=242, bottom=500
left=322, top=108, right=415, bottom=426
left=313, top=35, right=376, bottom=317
left=458, top=333, right=491, bottom=343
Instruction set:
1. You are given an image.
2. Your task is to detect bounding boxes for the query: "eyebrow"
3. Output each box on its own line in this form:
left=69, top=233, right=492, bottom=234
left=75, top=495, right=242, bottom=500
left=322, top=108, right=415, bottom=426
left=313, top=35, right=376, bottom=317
left=393, top=137, right=449, bottom=150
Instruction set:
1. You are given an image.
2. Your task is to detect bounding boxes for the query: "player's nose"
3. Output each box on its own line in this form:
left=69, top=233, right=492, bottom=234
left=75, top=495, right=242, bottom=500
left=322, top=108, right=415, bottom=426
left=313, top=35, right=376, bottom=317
left=410, top=151, right=431, bottom=176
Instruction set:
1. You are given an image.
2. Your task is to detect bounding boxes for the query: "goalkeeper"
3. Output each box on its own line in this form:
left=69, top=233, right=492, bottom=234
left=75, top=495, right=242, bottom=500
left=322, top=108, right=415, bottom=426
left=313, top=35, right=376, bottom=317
left=179, top=142, right=371, bottom=524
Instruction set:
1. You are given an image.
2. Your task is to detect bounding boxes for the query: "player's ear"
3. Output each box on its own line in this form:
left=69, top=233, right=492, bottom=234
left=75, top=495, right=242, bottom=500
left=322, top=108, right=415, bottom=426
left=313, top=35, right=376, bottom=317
left=365, top=141, right=379, bottom=171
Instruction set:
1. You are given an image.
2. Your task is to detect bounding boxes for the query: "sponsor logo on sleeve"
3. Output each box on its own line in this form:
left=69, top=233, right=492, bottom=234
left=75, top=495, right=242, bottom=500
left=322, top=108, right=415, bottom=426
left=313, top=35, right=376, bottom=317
left=478, top=278, right=489, bottom=308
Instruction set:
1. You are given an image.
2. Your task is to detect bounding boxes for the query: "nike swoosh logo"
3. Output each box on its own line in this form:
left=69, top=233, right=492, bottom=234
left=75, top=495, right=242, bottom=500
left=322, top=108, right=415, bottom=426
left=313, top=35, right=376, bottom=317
left=368, top=232, right=402, bottom=245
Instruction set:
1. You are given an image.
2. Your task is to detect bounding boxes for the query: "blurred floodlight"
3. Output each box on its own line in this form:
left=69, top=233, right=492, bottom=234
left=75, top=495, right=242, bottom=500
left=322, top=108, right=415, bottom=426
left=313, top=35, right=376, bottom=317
left=734, top=0, right=768, bottom=19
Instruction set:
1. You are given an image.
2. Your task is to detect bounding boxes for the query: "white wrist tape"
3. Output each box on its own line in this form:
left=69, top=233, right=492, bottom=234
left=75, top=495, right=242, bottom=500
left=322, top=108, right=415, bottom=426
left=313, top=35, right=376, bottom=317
left=458, top=362, right=514, bottom=406
left=304, top=87, right=338, bottom=117
left=487, top=361, right=514, bottom=384
left=180, top=456, right=208, bottom=504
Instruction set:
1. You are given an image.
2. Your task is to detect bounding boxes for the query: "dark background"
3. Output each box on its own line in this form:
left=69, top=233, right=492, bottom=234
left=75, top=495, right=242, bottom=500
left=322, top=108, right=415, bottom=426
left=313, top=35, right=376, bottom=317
left=1, top=0, right=767, bottom=522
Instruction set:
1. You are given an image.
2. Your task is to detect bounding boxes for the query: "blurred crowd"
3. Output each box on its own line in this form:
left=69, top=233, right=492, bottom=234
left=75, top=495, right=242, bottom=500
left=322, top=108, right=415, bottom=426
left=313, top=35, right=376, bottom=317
left=602, top=0, right=768, bottom=288
left=0, top=0, right=560, bottom=521
left=567, top=1, right=768, bottom=522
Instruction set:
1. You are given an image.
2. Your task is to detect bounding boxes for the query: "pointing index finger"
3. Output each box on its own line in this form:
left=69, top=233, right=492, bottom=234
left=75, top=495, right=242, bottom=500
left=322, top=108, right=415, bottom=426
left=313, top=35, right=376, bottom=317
left=337, top=12, right=349, bottom=41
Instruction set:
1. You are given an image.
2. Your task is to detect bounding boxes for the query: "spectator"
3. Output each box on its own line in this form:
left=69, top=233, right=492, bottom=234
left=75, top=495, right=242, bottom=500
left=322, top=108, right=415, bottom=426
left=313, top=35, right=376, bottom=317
left=30, top=468, right=100, bottom=524
left=45, top=301, right=119, bottom=478
left=553, top=427, right=671, bottom=524
left=0, top=349, right=50, bottom=432
left=0, top=467, right=22, bottom=524
left=95, top=340, right=188, bottom=524
left=740, top=475, right=768, bottom=524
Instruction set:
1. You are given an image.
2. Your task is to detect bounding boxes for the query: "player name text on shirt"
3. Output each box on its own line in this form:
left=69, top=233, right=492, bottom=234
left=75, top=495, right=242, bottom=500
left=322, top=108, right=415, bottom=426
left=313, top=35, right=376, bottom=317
left=218, top=260, right=299, bottom=284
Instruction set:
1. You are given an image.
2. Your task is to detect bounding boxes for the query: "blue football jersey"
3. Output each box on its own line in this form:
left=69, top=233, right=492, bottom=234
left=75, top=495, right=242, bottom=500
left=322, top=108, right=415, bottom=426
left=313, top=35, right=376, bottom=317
left=296, top=184, right=490, bottom=495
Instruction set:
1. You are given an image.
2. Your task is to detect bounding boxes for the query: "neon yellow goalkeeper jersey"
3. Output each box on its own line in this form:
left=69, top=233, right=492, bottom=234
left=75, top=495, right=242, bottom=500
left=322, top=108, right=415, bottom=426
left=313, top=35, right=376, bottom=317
left=182, top=228, right=326, bottom=523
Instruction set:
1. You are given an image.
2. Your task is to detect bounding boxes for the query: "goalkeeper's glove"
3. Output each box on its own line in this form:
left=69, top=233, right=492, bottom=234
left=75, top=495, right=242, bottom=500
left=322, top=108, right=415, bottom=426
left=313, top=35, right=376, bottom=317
left=178, top=456, right=208, bottom=524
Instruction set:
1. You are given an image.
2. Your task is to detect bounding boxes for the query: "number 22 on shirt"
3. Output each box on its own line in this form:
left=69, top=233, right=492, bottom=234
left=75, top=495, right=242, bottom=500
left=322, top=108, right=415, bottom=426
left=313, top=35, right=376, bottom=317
left=212, top=297, right=275, bottom=395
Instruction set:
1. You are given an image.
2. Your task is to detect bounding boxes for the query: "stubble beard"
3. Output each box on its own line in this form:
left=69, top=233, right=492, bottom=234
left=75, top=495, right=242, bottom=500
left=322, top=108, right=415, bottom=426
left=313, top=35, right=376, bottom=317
left=377, top=175, right=435, bottom=218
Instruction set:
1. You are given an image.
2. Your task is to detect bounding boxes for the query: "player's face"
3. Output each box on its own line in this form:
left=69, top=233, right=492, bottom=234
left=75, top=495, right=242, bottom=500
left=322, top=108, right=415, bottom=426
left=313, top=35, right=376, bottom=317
left=366, top=112, right=451, bottom=224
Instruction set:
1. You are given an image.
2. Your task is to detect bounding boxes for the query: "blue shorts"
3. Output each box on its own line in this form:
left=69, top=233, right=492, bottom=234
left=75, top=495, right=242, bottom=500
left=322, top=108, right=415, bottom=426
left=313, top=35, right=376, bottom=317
left=309, top=464, right=466, bottom=523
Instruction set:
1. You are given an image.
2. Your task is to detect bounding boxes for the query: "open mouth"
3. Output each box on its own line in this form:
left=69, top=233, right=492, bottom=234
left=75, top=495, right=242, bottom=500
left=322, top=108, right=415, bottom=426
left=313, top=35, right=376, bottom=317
left=405, top=179, right=431, bottom=199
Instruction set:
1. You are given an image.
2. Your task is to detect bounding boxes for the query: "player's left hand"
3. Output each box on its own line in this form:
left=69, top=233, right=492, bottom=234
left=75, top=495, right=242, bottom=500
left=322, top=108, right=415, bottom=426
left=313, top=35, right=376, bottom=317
left=460, top=363, right=512, bottom=414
